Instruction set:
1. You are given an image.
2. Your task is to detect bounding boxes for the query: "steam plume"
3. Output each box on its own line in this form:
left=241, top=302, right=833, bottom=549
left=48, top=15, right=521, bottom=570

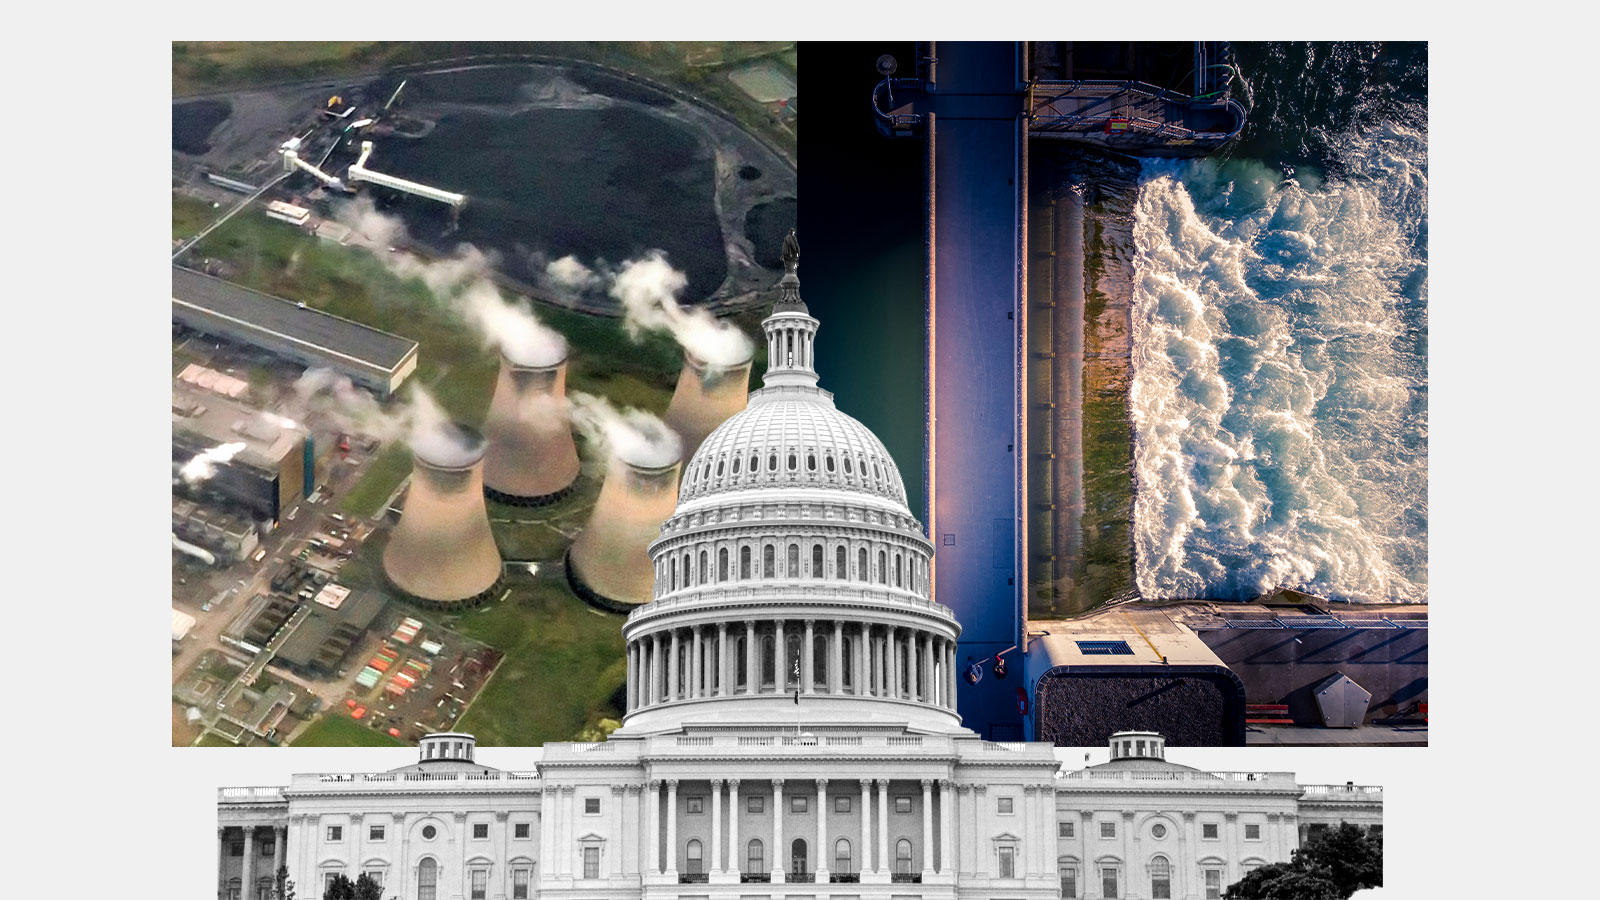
left=569, top=392, right=682, bottom=469
left=180, top=442, right=247, bottom=484
left=611, top=250, right=753, bottom=368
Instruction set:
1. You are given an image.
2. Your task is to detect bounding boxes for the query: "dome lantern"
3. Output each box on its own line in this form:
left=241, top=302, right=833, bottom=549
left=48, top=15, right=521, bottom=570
left=761, top=229, right=821, bottom=391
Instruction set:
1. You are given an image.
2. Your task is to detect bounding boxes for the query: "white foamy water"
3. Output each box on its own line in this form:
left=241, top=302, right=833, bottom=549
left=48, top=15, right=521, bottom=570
left=1130, top=127, right=1427, bottom=602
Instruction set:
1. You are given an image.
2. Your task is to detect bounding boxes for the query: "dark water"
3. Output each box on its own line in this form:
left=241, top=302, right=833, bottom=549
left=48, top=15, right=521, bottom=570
left=744, top=197, right=798, bottom=269
left=348, top=67, right=727, bottom=301
left=173, top=99, right=231, bottom=155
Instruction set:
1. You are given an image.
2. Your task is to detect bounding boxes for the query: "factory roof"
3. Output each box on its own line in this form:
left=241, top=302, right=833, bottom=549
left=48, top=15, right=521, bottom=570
left=172, top=266, right=418, bottom=371
left=273, top=587, right=385, bottom=671
left=172, top=382, right=305, bottom=468
left=1028, top=607, right=1230, bottom=669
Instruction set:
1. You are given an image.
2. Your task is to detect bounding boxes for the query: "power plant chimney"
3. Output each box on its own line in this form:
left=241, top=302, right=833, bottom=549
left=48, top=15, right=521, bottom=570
left=481, top=348, right=580, bottom=505
left=662, top=352, right=752, bottom=462
left=566, top=453, right=681, bottom=610
left=383, top=423, right=504, bottom=607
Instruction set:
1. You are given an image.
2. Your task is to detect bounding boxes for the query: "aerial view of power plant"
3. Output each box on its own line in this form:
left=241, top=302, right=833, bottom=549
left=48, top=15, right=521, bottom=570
left=172, top=40, right=1424, bottom=753
left=171, top=42, right=797, bottom=747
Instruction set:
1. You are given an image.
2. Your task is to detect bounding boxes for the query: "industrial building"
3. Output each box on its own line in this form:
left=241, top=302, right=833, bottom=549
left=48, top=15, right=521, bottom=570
left=172, top=384, right=325, bottom=522
left=482, top=348, right=581, bottom=506
left=662, top=353, right=753, bottom=463
left=172, top=266, right=419, bottom=398
left=271, top=586, right=386, bottom=680
left=382, top=424, right=504, bottom=608
left=219, top=250, right=1381, bottom=899
left=171, top=498, right=261, bottom=565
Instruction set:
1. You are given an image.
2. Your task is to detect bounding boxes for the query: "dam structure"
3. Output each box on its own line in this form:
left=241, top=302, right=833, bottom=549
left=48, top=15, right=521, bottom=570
left=871, top=41, right=1244, bottom=739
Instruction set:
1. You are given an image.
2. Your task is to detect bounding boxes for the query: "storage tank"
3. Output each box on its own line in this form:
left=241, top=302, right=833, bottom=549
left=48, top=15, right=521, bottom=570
left=383, top=423, right=504, bottom=607
left=567, top=453, right=682, bottom=611
left=482, top=348, right=580, bottom=505
left=662, top=352, right=752, bottom=462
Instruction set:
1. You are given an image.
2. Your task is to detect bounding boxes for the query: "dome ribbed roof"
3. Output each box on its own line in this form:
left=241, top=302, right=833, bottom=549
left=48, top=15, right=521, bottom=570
left=676, top=390, right=911, bottom=509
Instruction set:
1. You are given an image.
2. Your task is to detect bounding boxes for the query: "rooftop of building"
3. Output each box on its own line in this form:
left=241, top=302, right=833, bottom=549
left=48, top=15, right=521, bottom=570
left=172, top=265, right=418, bottom=372
left=172, top=381, right=306, bottom=468
left=1028, top=606, right=1229, bottom=669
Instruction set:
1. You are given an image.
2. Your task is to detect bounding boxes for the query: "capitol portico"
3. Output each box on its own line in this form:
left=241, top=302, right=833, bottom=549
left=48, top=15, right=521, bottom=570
left=218, top=237, right=1380, bottom=900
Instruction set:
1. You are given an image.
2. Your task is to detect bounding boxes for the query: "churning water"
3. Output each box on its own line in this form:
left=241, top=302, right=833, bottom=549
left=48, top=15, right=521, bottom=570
left=1130, top=42, right=1427, bottom=603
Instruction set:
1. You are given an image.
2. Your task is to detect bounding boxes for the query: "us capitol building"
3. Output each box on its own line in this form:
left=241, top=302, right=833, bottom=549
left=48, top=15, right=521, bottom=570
left=218, top=243, right=1381, bottom=900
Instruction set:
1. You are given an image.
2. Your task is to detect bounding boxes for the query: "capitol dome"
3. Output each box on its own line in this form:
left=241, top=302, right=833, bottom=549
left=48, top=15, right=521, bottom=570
left=618, top=233, right=964, bottom=734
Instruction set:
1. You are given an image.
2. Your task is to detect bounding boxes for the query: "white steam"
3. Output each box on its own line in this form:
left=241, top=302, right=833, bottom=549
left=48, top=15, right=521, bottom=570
left=458, top=280, right=567, bottom=368
left=610, top=250, right=753, bottom=368
left=333, top=198, right=567, bottom=372
left=545, top=255, right=603, bottom=292
left=569, top=392, right=682, bottom=469
left=291, top=369, right=481, bottom=468
left=180, top=442, right=247, bottom=484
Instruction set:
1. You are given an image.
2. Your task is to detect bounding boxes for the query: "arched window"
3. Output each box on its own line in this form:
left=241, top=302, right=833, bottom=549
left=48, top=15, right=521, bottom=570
left=768, top=453, right=777, bottom=472
left=895, top=839, right=913, bottom=874
left=834, top=838, right=852, bottom=874
left=682, top=552, right=691, bottom=587
left=835, top=545, right=846, bottom=579
left=785, top=633, right=802, bottom=690
left=812, top=544, right=824, bottom=578
left=877, top=550, right=887, bottom=584
left=790, top=838, right=808, bottom=875
left=807, top=453, right=817, bottom=472
left=763, top=545, right=775, bottom=578
left=841, top=636, right=854, bottom=688
left=718, top=548, right=729, bottom=581
left=787, top=543, right=799, bottom=578
left=785, top=332, right=794, bottom=365
left=686, top=839, right=704, bottom=876
left=825, top=454, right=836, bottom=473
left=813, top=634, right=828, bottom=687
left=716, top=459, right=724, bottom=477
left=740, top=546, right=751, bottom=580
left=747, top=839, right=765, bottom=874
left=761, top=636, right=775, bottom=687
left=788, top=453, right=798, bottom=471
left=844, top=457, right=853, bottom=475
left=732, top=455, right=741, bottom=474
left=895, top=553, right=903, bottom=588
left=699, top=550, right=708, bottom=585
left=858, top=547, right=867, bottom=581
left=417, top=859, right=438, bottom=900
left=1150, top=856, right=1171, bottom=900
left=670, top=556, right=678, bottom=591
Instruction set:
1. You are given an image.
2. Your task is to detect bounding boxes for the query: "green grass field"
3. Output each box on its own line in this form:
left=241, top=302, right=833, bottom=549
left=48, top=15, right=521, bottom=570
left=292, top=712, right=409, bottom=747
left=451, top=578, right=628, bottom=746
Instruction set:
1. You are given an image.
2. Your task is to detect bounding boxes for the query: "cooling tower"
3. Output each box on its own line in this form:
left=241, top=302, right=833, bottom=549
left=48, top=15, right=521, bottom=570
left=662, top=353, right=752, bottom=461
left=566, top=455, right=681, bottom=611
left=383, top=424, right=504, bottom=608
left=482, top=350, right=580, bottom=505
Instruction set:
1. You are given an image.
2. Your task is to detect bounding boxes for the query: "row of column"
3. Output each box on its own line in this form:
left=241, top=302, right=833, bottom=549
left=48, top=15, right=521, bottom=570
left=646, top=778, right=956, bottom=880
left=218, top=824, right=285, bottom=899
left=627, top=620, right=959, bottom=713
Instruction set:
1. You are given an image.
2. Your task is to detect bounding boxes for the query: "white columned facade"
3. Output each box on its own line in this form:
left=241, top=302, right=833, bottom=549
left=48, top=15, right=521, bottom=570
left=876, top=779, right=889, bottom=876
left=665, top=780, right=680, bottom=876
left=939, top=780, right=954, bottom=873
left=772, top=779, right=785, bottom=880
left=745, top=622, right=757, bottom=693
left=717, top=623, right=730, bottom=697
left=1225, top=811, right=1240, bottom=886
left=710, top=779, right=724, bottom=874
left=669, top=630, right=680, bottom=700
left=775, top=620, right=786, bottom=692
left=859, top=779, right=874, bottom=873
left=831, top=621, right=843, bottom=693
left=728, top=779, right=742, bottom=877
left=803, top=619, right=816, bottom=693
left=647, top=782, right=661, bottom=873
left=241, top=824, right=255, bottom=898
left=921, top=779, right=935, bottom=876
left=887, top=627, right=899, bottom=697
left=815, top=779, right=830, bottom=881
